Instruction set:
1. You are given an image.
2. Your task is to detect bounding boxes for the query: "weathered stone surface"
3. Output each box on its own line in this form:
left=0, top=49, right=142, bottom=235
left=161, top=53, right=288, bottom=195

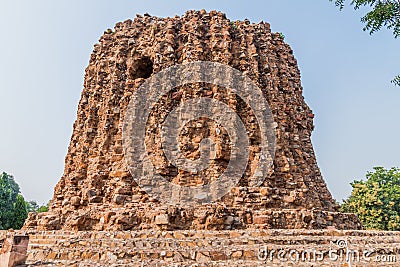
left=24, top=10, right=361, bottom=231
left=5, top=229, right=398, bottom=266
left=0, top=231, right=29, bottom=267
left=155, top=214, right=169, bottom=225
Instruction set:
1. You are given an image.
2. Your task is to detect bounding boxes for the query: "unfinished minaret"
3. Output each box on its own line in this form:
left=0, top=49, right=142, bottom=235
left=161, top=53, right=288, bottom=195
left=24, top=10, right=361, bottom=231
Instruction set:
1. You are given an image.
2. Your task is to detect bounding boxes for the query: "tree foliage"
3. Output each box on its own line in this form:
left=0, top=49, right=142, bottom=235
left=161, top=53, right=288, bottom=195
left=0, top=171, right=49, bottom=229
left=25, top=200, right=49, bottom=213
left=0, top=172, right=20, bottom=229
left=13, top=194, right=28, bottom=229
left=37, top=205, right=49, bottom=213
left=25, top=200, right=39, bottom=213
left=331, top=0, right=400, bottom=37
left=330, top=0, right=400, bottom=86
left=0, top=172, right=31, bottom=229
left=341, top=167, right=400, bottom=230
left=392, top=75, right=400, bottom=86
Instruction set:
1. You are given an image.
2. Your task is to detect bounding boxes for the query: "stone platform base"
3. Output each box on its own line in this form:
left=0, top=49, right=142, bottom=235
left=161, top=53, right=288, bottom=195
left=24, top=206, right=362, bottom=231
left=4, top=229, right=398, bottom=266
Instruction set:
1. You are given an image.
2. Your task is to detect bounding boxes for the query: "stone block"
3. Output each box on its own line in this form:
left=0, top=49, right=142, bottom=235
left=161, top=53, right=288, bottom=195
left=0, top=232, right=29, bottom=267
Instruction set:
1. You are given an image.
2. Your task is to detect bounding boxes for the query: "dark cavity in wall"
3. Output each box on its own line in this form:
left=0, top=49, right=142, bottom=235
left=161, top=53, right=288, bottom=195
left=130, top=56, right=154, bottom=79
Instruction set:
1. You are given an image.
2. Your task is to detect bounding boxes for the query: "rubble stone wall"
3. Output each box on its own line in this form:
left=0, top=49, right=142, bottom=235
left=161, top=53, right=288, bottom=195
left=24, top=10, right=361, bottom=231
left=10, top=229, right=400, bottom=266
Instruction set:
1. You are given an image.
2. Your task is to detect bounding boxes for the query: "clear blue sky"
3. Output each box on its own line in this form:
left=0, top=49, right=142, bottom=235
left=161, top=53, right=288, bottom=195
left=0, top=0, right=399, bottom=205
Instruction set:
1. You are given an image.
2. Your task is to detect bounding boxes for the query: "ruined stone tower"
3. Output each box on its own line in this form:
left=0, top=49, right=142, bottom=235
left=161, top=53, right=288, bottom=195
left=24, top=10, right=361, bottom=231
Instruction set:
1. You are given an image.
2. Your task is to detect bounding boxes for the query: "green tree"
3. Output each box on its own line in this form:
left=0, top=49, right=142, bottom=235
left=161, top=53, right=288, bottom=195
left=330, top=0, right=400, bottom=86
left=341, top=166, right=400, bottom=230
left=25, top=200, right=49, bottom=213
left=0, top=172, right=20, bottom=229
left=37, top=204, right=49, bottom=213
left=25, top=200, right=39, bottom=212
left=13, top=194, right=28, bottom=229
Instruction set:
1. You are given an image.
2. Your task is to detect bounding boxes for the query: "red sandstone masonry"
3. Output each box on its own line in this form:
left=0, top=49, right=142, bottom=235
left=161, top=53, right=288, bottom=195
left=0, top=231, right=29, bottom=267
left=7, top=9, right=398, bottom=267
left=4, top=229, right=398, bottom=266
left=23, top=10, right=361, bottom=232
